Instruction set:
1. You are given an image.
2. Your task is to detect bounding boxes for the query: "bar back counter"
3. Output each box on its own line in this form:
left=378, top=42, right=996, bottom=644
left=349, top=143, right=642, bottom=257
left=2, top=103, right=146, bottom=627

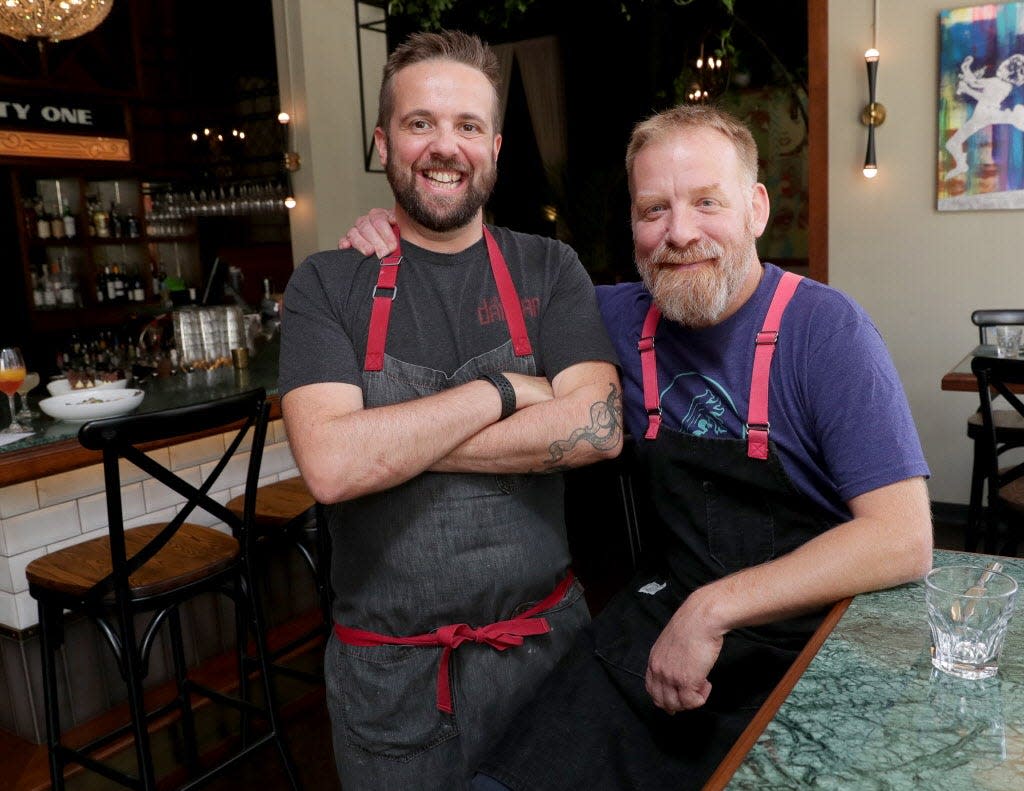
left=0, top=341, right=311, bottom=744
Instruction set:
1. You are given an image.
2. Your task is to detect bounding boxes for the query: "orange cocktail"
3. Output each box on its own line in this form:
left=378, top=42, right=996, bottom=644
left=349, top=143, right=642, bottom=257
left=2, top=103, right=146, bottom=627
left=0, top=367, right=25, bottom=397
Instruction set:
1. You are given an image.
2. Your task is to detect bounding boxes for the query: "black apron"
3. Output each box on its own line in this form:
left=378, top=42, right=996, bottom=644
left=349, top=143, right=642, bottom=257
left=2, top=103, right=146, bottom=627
left=481, top=275, right=836, bottom=790
left=325, top=228, right=590, bottom=790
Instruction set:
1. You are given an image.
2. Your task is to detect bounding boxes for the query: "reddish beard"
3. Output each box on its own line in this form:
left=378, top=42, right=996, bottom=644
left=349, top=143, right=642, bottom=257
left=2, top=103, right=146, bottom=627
left=635, top=237, right=750, bottom=328
left=386, top=152, right=497, bottom=233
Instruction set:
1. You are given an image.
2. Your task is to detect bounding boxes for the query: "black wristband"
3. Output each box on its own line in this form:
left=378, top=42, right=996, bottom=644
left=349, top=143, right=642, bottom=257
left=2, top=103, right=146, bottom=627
left=478, top=372, right=516, bottom=420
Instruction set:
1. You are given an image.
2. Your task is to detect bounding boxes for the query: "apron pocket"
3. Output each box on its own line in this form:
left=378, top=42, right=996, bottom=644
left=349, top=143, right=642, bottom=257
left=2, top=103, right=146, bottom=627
left=333, top=641, right=459, bottom=761
left=704, top=479, right=775, bottom=572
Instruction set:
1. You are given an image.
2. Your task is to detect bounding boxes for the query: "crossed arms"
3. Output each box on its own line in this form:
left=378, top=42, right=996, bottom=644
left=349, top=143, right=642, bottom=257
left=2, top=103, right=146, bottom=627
left=283, top=361, right=623, bottom=504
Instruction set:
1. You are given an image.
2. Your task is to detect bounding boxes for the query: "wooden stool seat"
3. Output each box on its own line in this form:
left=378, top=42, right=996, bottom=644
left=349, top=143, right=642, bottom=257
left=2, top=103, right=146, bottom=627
left=226, top=476, right=315, bottom=527
left=27, top=524, right=238, bottom=599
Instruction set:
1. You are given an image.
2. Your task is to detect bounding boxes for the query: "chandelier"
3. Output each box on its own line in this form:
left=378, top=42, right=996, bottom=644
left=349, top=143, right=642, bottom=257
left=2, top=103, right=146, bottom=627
left=0, top=0, right=114, bottom=44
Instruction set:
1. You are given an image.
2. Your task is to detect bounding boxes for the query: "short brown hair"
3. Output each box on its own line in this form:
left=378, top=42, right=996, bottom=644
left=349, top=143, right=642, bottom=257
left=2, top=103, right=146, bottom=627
left=625, top=105, right=759, bottom=193
left=377, top=30, right=502, bottom=131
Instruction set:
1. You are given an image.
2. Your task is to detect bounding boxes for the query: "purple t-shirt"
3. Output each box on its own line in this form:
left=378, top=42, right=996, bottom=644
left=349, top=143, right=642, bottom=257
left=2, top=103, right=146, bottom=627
left=597, top=264, right=929, bottom=522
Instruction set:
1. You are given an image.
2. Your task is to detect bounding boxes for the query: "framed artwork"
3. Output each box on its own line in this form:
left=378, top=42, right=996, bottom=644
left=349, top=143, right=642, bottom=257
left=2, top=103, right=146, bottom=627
left=938, top=2, right=1024, bottom=210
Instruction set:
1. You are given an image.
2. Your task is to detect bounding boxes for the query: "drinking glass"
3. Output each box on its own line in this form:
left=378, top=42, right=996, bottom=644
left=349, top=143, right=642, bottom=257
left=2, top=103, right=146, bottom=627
left=15, top=371, right=40, bottom=420
left=0, top=347, right=29, bottom=433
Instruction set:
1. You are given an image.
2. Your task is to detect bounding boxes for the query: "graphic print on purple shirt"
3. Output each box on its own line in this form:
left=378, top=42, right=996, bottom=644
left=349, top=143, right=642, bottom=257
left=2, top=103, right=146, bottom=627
left=597, top=263, right=929, bottom=523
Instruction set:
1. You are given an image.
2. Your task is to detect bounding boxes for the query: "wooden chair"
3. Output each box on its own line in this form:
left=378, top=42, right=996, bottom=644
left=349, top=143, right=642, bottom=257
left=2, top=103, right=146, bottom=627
left=26, top=389, right=301, bottom=791
left=226, top=475, right=331, bottom=683
left=971, top=354, right=1024, bottom=556
left=965, top=310, right=1024, bottom=550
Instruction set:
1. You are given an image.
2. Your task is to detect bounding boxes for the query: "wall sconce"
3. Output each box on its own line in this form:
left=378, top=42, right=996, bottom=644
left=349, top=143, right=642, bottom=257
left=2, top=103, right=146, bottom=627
left=861, top=48, right=885, bottom=178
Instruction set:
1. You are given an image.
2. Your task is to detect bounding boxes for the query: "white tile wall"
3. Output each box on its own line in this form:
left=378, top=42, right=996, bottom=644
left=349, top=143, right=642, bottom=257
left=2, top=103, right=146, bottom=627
left=0, top=481, right=39, bottom=519
left=0, top=431, right=299, bottom=631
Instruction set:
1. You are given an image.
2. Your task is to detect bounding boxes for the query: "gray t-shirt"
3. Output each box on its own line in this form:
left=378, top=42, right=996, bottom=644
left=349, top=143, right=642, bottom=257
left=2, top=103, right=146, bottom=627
left=279, top=225, right=617, bottom=394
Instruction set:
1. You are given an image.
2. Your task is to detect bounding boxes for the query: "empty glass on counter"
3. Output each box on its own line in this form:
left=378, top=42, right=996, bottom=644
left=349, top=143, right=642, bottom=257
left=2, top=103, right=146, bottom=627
left=925, top=564, right=1018, bottom=680
left=995, top=325, right=1023, bottom=358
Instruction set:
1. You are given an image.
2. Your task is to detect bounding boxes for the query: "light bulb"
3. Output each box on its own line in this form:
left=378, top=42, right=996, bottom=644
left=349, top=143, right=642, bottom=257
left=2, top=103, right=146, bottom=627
left=190, top=132, right=198, bottom=141
left=278, top=111, right=291, bottom=124
left=863, top=165, right=878, bottom=179
left=864, top=48, right=880, bottom=63
left=284, top=196, right=297, bottom=209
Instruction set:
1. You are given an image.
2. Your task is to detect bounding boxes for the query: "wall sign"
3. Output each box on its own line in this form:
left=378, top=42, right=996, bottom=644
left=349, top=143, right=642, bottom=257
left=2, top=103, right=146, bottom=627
left=0, top=95, right=126, bottom=136
left=0, top=94, right=129, bottom=161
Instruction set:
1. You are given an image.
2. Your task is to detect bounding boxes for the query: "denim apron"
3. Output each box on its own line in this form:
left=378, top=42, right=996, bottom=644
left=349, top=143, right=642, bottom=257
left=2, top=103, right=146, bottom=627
left=481, top=273, right=836, bottom=790
left=326, top=228, right=590, bottom=790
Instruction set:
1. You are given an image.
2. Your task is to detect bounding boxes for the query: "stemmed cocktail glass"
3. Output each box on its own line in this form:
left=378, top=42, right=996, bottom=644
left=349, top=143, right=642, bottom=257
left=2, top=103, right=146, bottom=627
left=0, top=347, right=30, bottom=433
left=15, top=371, right=40, bottom=421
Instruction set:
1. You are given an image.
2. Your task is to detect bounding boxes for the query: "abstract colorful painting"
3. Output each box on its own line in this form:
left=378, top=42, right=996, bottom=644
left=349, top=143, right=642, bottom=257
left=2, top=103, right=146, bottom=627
left=938, top=2, right=1024, bottom=210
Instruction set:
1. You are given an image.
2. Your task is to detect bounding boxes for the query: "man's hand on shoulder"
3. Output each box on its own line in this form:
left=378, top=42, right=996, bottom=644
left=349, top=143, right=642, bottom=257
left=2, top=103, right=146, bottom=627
left=338, top=208, right=398, bottom=257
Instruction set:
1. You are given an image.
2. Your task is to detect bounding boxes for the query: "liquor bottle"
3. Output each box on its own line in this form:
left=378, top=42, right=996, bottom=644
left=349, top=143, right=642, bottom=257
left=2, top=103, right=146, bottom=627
left=94, top=202, right=110, bottom=238
left=112, top=264, right=126, bottom=303
left=62, top=203, right=77, bottom=239
left=58, top=257, right=76, bottom=307
left=85, top=195, right=98, bottom=237
left=131, top=267, right=145, bottom=302
left=126, top=209, right=140, bottom=239
left=109, top=201, right=123, bottom=239
left=31, top=268, right=44, bottom=307
left=36, top=202, right=51, bottom=239
left=43, top=262, right=58, bottom=307
left=105, top=265, right=116, bottom=302
left=95, top=267, right=106, bottom=305
left=50, top=204, right=65, bottom=239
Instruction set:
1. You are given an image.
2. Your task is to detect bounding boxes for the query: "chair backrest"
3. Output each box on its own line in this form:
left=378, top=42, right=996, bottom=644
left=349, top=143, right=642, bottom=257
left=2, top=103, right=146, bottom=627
left=77, top=388, right=270, bottom=599
left=971, top=356, right=1024, bottom=491
left=972, top=309, right=1024, bottom=344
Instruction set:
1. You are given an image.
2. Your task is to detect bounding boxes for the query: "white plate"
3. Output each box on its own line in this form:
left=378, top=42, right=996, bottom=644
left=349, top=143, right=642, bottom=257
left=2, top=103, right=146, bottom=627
left=38, top=389, right=145, bottom=423
left=47, top=378, right=129, bottom=396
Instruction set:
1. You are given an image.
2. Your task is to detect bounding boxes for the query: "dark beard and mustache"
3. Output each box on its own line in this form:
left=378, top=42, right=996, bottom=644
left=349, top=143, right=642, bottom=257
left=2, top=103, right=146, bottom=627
left=386, top=153, right=497, bottom=233
left=635, top=236, right=754, bottom=328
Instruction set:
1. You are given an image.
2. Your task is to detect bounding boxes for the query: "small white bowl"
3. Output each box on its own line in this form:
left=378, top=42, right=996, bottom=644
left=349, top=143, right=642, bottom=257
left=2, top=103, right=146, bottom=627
left=47, top=378, right=129, bottom=397
left=38, top=388, right=145, bottom=423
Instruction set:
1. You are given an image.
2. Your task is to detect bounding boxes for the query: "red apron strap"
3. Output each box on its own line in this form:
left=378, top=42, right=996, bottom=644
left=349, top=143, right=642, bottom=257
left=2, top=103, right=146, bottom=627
left=333, top=571, right=574, bottom=714
left=746, top=271, right=803, bottom=460
left=365, top=226, right=531, bottom=371
left=639, top=303, right=663, bottom=440
left=483, top=226, right=532, bottom=358
left=364, top=227, right=403, bottom=372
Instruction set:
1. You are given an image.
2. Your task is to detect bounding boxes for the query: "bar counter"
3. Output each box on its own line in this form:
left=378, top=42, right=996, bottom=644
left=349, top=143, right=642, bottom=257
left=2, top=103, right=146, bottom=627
left=711, top=549, right=1024, bottom=790
left=0, top=341, right=283, bottom=488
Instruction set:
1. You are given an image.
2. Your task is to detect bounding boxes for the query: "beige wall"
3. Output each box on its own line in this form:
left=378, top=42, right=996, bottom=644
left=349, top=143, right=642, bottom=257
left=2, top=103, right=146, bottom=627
left=828, top=0, right=1023, bottom=505
left=272, top=0, right=393, bottom=262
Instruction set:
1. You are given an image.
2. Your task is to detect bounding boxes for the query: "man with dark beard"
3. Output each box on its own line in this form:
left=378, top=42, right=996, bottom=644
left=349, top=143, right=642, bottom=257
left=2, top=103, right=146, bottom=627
left=345, top=104, right=932, bottom=789
left=279, top=30, right=622, bottom=790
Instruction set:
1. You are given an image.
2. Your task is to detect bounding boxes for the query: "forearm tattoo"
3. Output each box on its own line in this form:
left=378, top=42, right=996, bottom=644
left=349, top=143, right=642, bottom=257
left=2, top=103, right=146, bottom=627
left=540, top=383, right=623, bottom=471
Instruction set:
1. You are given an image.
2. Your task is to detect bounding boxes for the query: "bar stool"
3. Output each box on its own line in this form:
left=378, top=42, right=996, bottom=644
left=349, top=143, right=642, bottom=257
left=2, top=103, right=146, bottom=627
left=226, top=475, right=331, bottom=682
left=25, top=389, right=300, bottom=791
left=965, top=310, right=1024, bottom=549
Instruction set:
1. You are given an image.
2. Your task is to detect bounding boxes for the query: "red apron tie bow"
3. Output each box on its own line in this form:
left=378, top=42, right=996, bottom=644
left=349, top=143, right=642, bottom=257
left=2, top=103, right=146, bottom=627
left=333, top=571, right=574, bottom=713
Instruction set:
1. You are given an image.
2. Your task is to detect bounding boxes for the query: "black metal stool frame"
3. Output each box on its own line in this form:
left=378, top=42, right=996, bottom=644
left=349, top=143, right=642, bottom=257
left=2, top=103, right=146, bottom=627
left=29, top=389, right=301, bottom=791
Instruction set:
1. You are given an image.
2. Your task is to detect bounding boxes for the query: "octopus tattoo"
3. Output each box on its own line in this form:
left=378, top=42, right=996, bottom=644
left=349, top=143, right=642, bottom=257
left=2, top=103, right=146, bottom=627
left=542, top=383, right=623, bottom=471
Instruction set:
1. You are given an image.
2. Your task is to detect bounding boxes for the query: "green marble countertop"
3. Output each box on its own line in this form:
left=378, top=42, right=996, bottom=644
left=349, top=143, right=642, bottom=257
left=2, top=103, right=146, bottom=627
left=726, top=549, right=1024, bottom=789
left=0, top=340, right=281, bottom=455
